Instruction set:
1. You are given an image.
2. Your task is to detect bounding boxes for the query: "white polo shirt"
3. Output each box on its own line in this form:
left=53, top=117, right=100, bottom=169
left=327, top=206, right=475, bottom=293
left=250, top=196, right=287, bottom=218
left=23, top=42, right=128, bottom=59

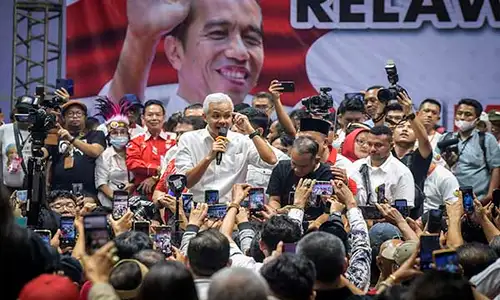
left=423, top=164, right=459, bottom=213
left=348, top=154, right=415, bottom=206
left=175, top=128, right=276, bottom=203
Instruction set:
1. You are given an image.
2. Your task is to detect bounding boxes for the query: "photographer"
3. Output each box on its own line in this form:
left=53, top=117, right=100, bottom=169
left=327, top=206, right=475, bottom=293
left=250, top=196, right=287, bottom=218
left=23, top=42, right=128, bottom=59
left=438, top=99, right=500, bottom=204
left=0, top=98, right=32, bottom=197
left=48, top=101, right=106, bottom=197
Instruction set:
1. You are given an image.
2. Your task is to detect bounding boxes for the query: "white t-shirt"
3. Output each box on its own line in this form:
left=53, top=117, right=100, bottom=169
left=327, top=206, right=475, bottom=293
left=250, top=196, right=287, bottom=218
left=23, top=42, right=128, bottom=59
left=0, top=123, right=32, bottom=187
left=423, top=164, right=459, bottom=213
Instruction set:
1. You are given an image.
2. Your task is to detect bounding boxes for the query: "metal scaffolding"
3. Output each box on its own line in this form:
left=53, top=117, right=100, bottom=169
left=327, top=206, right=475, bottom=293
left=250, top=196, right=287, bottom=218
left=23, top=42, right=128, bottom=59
left=11, top=0, right=64, bottom=106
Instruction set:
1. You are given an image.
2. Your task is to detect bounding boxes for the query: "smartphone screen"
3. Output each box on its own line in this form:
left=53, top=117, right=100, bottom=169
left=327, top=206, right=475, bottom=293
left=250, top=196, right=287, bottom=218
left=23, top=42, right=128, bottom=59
left=376, top=184, right=386, bottom=203
left=310, top=181, right=333, bottom=207
left=207, top=204, right=227, bottom=219
left=72, top=183, right=83, bottom=196
left=112, top=191, right=129, bottom=220
left=344, top=93, right=365, bottom=102
left=427, top=209, right=443, bottom=234
left=280, top=81, right=295, bottom=93
left=460, top=186, right=474, bottom=214
left=133, top=221, right=150, bottom=235
left=17, top=190, right=28, bottom=203
left=84, top=214, right=109, bottom=254
left=205, top=190, right=219, bottom=205
left=60, top=217, right=76, bottom=246
left=420, top=235, right=441, bottom=270
left=433, top=250, right=460, bottom=273
left=56, top=78, right=74, bottom=96
left=182, top=193, right=193, bottom=214
left=493, top=189, right=500, bottom=218
left=394, top=199, right=408, bottom=218
left=153, top=226, right=172, bottom=256
left=283, top=243, right=297, bottom=253
left=359, top=206, right=384, bottom=220
left=288, top=192, right=295, bottom=206
left=248, top=188, right=265, bottom=211
left=34, top=230, right=51, bottom=245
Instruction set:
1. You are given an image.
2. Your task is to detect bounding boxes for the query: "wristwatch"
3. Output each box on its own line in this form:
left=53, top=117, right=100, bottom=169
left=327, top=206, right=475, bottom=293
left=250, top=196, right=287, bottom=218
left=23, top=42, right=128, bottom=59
left=248, top=130, right=261, bottom=139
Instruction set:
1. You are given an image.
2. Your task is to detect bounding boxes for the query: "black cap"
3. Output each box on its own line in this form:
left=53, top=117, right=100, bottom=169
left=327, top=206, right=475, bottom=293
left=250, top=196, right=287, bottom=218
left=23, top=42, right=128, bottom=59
left=299, top=118, right=330, bottom=136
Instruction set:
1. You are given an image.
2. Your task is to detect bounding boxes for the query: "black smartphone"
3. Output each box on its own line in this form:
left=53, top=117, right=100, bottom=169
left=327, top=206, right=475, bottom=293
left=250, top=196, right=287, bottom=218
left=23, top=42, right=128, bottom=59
left=359, top=206, right=384, bottom=220
left=133, top=221, right=150, bottom=235
left=112, top=190, right=129, bottom=220
left=344, top=93, right=365, bottom=102
left=153, top=226, right=172, bottom=256
left=459, top=186, right=474, bottom=214
left=248, top=188, right=265, bottom=212
left=279, top=81, right=295, bottom=93
left=182, top=193, right=194, bottom=214
left=283, top=243, right=297, bottom=253
left=427, top=209, right=443, bottom=234
left=56, top=78, right=74, bottom=96
left=394, top=199, right=409, bottom=218
left=34, top=229, right=52, bottom=245
left=420, top=234, right=441, bottom=270
left=60, top=216, right=76, bottom=247
left=205, top=190, right=219, bottom=205
left=288, top=191, right=295, bottom=206
left=493, top=189, right=500, bottom=218
left=72, top=183, right=83, bottom=197
left=84, top=213, right=109, bottom=254
left=207, top=204, right=227, bottom=219
left=433, top=249, right=460, bottom=273
left=376, top=184, right=387, bottom=204
left=324, top=200, right=332, bottom=214
left=35, top=86, right=45, bottom=97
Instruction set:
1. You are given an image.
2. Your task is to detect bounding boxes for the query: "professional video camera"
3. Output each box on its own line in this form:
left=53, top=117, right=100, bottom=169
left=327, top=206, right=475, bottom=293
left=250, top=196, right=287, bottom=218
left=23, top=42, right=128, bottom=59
left=301, top=87, right=334, bottom=115
left=14, top=88, right=64, bottom=156
left=377, top=60, right=407, bottom=103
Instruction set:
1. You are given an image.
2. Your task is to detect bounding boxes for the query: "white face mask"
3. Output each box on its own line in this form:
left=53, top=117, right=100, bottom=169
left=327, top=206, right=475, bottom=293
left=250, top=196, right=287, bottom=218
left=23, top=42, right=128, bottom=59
left=455, top=119, right=477, bottom=132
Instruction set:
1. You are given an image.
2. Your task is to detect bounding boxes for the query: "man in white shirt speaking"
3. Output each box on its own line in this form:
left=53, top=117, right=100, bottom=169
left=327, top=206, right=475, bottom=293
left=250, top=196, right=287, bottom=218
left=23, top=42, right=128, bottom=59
left=175, top=93, right=277, bottom=203
left=348, top=125, right=415, bottom=207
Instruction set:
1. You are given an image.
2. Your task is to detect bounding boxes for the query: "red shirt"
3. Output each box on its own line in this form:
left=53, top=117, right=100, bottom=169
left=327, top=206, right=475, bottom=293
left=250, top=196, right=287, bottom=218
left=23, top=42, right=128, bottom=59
left=126, top=131, right=176, bottom=197
left=156, top=157, right=177, bottom=193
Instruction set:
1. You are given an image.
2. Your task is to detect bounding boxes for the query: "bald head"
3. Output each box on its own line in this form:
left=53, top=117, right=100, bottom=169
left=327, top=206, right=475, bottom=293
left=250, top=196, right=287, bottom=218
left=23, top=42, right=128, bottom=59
left=208, top=267, right=269, bottom=300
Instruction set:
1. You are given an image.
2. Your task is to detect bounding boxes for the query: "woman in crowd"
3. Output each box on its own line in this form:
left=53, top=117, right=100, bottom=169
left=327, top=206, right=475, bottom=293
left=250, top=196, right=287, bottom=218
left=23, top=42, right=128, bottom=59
left=95, top=97, right=134, bottom=208
left=341, top=127, right=370, bottom=162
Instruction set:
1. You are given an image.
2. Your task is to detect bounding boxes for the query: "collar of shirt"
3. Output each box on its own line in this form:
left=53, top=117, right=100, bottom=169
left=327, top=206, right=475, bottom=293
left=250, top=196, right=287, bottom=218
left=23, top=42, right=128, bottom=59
left=366, top=154, right=394, bottom=173
left=144, top=130, right=176, bottom=141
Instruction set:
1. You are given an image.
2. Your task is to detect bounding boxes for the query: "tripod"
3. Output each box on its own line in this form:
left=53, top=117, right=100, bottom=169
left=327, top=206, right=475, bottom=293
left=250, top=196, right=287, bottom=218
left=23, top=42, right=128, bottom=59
left=26, top=142, right=48, bottom=228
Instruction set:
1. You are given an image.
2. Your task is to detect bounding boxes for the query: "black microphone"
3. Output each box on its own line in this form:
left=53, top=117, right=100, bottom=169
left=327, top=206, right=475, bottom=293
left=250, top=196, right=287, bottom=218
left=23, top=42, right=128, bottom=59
left=216, top=127, right=228, bottom=165
left=437, top=138, right=459, bottom=152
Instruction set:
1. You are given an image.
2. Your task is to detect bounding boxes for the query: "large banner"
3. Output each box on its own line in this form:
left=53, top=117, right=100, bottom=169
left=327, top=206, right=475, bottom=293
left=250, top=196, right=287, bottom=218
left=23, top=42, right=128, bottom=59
left=66, top=0, right=500, bottom=128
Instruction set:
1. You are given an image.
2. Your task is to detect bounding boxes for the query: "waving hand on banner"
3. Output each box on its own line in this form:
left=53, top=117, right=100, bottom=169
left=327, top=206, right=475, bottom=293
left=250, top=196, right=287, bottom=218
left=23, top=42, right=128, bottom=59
left=127, top=0, right=192, bottom=39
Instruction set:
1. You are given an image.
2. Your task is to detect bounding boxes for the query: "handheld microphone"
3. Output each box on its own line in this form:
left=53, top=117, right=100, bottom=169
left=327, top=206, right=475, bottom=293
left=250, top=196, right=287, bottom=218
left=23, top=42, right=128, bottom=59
left=437, top=138, right=459, bottom=152
left=216, top=127, right=228, bottom=165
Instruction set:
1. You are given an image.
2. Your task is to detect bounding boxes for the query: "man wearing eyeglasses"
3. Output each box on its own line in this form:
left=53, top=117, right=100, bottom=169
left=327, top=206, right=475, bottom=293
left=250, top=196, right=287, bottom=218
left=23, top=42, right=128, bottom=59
left=47, top=190, right=79, bottom=217
left=48, top=101, right=107, bottom=198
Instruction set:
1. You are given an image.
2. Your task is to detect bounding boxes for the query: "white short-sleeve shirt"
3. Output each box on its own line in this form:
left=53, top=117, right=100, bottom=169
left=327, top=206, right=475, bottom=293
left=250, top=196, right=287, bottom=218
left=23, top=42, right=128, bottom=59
left=348, top=154, right=415, bottom=207
left=423, top=164, right=459, bottom=213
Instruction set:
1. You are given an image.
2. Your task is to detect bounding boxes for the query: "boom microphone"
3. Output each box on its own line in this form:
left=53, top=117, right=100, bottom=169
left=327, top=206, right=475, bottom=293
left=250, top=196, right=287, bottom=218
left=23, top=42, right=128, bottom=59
left=437, top=138, right=459, bottom=151
left=216, top=127, right=228, bottom=165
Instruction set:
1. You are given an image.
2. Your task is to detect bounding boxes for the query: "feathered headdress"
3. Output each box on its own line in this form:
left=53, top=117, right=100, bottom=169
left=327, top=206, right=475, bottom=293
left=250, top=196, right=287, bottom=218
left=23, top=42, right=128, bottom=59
left=94, top=96, right=133, bottom=129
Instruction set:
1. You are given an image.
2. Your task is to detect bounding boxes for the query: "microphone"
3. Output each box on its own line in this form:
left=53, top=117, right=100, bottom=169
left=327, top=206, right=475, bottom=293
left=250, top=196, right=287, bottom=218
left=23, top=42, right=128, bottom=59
left=216, top=127, right=228, bottom=165
left=437, top=138, right=459, bottom=152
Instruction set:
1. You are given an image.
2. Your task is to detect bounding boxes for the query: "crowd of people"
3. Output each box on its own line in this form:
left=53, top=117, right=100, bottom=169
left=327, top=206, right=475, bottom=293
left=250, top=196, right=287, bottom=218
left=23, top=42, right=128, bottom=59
left=0, top=79, right=500, bottom=300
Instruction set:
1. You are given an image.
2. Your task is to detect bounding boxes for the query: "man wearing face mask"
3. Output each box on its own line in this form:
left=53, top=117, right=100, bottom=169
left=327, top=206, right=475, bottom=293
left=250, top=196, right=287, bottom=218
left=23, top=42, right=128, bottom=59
left=49, top=101, right=107, bottom=196
left=438, top=99, right=500, bottom=204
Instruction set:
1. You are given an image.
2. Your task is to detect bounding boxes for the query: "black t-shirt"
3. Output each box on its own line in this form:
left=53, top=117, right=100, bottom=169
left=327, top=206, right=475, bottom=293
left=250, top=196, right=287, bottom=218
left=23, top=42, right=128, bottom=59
left=50, top=130, right=106, bottom=195
left=267, top=160, right=334, bottom=220
left=397, top=148, right=432, bottom=189
left=316, top=287, right=372, bottom=300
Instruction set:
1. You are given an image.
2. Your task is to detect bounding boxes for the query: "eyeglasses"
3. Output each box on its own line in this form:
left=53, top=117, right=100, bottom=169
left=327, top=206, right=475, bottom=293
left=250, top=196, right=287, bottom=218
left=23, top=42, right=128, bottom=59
left=66, top=111, right=83, bottom=117
left=355, top=138, right=367, bottom=146
left=50, top=202, right=76, bottom=210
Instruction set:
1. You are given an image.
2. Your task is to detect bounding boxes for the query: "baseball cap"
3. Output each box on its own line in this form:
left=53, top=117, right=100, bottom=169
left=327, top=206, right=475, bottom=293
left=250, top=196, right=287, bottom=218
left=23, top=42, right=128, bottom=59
left=60, top=256, right=83, bottom=284
left=61, top=100, right=88, bottom=115
left=18, top=274, right=79, bottom=300
left=380, top=239, right=404, bottom=260
left=369, top=222, right=403, bottom=255
left=393, top=241, right=418, bottom=266
left=488, top=110, right=500, bottom=122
